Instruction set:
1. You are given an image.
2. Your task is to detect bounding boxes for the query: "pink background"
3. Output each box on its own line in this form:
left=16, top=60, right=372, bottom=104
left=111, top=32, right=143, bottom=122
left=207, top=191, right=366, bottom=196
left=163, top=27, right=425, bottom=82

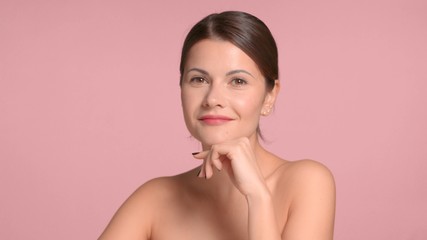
left=1, top=0, right=426, bottom=239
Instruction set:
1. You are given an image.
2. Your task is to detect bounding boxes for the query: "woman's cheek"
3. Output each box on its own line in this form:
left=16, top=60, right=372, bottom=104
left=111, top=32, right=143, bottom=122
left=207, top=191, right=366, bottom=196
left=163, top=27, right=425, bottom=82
left=234, top=95, right=263, bottom=116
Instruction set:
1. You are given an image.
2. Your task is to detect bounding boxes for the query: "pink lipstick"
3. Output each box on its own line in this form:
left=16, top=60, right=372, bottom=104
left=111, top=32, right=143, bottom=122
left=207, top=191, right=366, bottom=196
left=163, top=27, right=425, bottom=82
left=199, top=115, right=233, bottom=125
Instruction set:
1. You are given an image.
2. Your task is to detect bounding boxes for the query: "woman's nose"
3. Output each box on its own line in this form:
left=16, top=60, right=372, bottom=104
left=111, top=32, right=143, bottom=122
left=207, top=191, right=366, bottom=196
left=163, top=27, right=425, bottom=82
left=203, top=82, right=225, bottom=108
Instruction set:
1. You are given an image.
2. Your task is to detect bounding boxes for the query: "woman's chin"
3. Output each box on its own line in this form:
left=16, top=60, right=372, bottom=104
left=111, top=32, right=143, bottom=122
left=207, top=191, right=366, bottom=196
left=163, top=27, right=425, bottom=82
left=194, top=135, right=232, bottom=148
left=191, top=130, right=257, bottom=148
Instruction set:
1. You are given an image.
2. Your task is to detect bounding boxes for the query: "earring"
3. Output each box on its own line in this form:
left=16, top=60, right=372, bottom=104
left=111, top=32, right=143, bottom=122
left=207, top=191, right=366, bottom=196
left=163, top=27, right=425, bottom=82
left=262, top=105, right=272, bottom=116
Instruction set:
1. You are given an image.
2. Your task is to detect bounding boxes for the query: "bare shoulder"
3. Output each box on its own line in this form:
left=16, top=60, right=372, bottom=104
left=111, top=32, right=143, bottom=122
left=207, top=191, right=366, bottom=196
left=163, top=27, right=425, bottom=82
left=277, top=159, right=336, bottom=239
left=98, top=175, right=185, bottom=240
left=278, top=159, right=335, bottom=202
left=134, top=175, right=183, bottom=200
left=281, top=159, right=335, bottom=184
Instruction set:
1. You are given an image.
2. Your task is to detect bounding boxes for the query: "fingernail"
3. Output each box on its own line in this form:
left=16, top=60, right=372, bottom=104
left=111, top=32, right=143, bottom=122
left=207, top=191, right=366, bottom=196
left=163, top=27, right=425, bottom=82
left=192, top=152, right=199, bottom=155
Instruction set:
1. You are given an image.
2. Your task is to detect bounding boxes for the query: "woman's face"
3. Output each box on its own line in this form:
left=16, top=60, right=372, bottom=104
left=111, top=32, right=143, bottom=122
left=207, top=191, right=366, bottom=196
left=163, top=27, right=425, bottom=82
left=181, top=39, right=278, bottom=147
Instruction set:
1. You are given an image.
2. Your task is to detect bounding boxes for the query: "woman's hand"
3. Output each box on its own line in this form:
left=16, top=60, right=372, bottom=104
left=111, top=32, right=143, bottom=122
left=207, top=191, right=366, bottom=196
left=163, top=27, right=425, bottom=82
left=192, top=137, right=268, bottom=197
left=193, top=137, right=283, bottom=240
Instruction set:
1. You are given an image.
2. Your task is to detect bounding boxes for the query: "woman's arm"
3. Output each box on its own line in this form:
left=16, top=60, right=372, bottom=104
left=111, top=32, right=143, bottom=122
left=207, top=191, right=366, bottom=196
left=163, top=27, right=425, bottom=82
left=246, top=186, right=282, bottom=240
left=194, top=139, right=335, bottom=240
left=98, top=180, right=158, bottom=240
left=245, top=160, right=336, bottom=240
left=281, top=160, right=336, bottom=240
left=194, top=137, right=283, bottom=240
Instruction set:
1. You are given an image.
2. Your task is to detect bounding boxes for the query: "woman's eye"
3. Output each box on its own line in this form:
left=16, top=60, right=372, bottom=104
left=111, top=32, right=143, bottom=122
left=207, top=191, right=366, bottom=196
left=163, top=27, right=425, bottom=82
left=189, top=77, right=208, bottom=85
left=231, top=78, right=247, bottom=86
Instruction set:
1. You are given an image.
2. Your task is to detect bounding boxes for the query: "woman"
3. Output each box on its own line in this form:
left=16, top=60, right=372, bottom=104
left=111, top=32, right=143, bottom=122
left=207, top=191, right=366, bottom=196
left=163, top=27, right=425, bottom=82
left=99, top=11, right=335, bottom=240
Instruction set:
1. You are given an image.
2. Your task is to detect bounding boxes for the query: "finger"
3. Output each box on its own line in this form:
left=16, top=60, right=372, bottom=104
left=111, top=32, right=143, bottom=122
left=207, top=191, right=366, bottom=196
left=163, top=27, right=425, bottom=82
left=192, top=151, right=209, bottom=160
left=212, top=158, right=223, bottom=172
left=205, top=161, right=213, bottom=179
left=209, top=148, right=224, bottom=169
left=198, top=160, right=206, bottom=178
left=205, top=150, right=215, bottom=179
left=193, top=151, right=208, bottom=178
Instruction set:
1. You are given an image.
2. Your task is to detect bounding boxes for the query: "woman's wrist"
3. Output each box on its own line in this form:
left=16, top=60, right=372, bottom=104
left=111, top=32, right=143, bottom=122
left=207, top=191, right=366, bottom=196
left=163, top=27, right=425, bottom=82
left=245, top=184, right=272, bottom=207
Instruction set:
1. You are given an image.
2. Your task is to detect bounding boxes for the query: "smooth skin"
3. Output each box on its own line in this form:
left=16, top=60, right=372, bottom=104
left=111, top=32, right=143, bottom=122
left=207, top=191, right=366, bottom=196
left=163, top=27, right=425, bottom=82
left=99, top=39, right=335, bottom=240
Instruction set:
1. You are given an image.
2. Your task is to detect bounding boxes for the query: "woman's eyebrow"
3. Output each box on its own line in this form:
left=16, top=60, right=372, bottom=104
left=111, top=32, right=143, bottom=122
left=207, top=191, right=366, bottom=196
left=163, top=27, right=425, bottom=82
left=186, top=68, right=209, bottom=75
left=226, top=69, right=254, bottom=78
left=186, top=68, right=254, bottom=78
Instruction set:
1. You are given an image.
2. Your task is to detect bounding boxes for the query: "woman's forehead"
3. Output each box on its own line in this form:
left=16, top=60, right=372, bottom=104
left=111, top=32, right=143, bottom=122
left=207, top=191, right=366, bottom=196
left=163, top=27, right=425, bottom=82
left=185, top=39, right=261, bottom=76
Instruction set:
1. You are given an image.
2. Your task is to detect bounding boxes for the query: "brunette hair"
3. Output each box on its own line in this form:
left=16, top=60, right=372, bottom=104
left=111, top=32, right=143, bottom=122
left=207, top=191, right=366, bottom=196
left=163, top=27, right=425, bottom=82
left=179, top=11, right=278, bottom=90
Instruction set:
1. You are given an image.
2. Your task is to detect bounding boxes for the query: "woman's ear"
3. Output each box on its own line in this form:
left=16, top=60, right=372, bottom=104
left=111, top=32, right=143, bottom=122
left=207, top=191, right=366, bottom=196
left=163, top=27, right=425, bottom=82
left=261, top=80, right=280, bottom=116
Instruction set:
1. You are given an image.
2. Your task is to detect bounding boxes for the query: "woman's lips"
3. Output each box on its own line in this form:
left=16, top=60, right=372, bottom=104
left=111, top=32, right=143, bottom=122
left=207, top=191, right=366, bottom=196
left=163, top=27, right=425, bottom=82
left=198, top=115, right=234, bottom=125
